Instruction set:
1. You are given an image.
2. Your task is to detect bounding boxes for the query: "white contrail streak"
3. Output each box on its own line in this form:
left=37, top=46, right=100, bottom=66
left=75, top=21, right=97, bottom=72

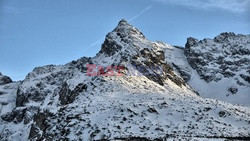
left=90, top=37, right=105, bottom=47
left=89, top=5, right=153, bottom=47
left=128, top=5, right=152, bottom=22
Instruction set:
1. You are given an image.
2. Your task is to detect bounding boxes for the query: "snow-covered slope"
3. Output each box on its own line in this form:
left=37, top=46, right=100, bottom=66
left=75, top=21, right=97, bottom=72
left=0, top=20, right=250, bottom=140
left=184, top=33, right=250, bottom=106
left=156, top=35, right=250, bottom=106
left=0, top=73, right=19, bottom=117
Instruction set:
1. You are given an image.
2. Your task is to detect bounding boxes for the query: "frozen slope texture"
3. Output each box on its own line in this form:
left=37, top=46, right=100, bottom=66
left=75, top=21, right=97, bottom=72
left=0, top=20, right=250, bottom=140
left=184, top=33, right=250, bottom=106
left=0, top=73, right=19, bottom=117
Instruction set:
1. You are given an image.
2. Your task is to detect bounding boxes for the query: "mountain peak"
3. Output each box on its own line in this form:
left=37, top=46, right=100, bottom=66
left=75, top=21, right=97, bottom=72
left=214, top=32, right=245, bottom=43
left=115, top=19, right=132, bottom=31
left=0, top=73, right=12, bottom=85
left=185, top=37, right=198, bottom=49
left=95, top=19, right=146, bottom=57
left=117, top=19, right=130, bottom=26
left=113, top=19, right=144, bottom=38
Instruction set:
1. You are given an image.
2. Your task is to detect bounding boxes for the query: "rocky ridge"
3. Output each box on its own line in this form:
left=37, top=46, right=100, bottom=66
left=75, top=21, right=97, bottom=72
left=183, top=32, right=250, bottom=105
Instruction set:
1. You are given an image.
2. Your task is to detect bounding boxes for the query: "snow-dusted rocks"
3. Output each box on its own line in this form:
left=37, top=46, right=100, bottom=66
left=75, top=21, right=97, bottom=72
left=0, top=73, right=12, bottom=85
left=95, top=19, right=185, bottom=86
left=0, top=74, right=20, bottom=128
left=0, top=20, right=250, bottom=140
left=0, top=73, right=18, bottom=116
left=183, top=32, right=250, bottom=106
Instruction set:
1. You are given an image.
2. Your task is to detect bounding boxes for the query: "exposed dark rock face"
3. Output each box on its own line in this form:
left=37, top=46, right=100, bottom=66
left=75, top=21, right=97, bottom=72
left=28, top=110, right=53, bottom=140
left=1, top=110, right=17, bottom=122
left=1, top=107, right=38, bottom=124
left=16, top=85, right=47, bottom=107
left=130, top=47, right=186, bottom=87
left=185, top=37, right=198, bottom=49
left=59, top=82, right=87, bottom=105
left=172, top=63, right=191, bottom=82
left=0, top=73, right=13, bottom=85
left=99, top=34, right=123, bottom=56
left=59, top=82, right=72, bottom=105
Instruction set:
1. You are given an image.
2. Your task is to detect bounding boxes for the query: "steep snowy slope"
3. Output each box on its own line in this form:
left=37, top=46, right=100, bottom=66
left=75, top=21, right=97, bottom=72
left=155, top=38, right=250, bottom=106
left=0, top=73, right=19, bottom=117
left=0, top=20, right=250, bottom=140
left=184, top=33, right=250, bottom=106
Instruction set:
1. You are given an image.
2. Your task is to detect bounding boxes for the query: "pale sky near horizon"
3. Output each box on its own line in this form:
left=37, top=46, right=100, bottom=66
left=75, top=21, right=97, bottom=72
left=0, top=0, right=250, bottom=80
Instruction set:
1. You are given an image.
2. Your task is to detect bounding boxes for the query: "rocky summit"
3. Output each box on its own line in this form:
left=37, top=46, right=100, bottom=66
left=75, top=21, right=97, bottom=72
left=0, top=73, right=12, bottom=86
left=0, top=20, right=250, bottom=140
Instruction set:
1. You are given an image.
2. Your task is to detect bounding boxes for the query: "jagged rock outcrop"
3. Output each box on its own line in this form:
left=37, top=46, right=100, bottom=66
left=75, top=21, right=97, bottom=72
left=185, top=37, right=199, bottom=49
left=185, top=32, right=250, bottom=83
left=0, top=72, right=12, bottom=85
left=59, top=82, right=87, bottom=105
left=28, top=110, right=54, bottom=140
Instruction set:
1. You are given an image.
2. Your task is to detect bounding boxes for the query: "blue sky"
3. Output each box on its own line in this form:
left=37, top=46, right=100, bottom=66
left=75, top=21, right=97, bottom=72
left=0, top=0, right=249, bottom=81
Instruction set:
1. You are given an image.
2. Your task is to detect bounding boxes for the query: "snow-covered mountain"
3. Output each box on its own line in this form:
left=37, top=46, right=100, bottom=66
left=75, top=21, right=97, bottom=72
left=0, top=20, right=249, bottom=140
